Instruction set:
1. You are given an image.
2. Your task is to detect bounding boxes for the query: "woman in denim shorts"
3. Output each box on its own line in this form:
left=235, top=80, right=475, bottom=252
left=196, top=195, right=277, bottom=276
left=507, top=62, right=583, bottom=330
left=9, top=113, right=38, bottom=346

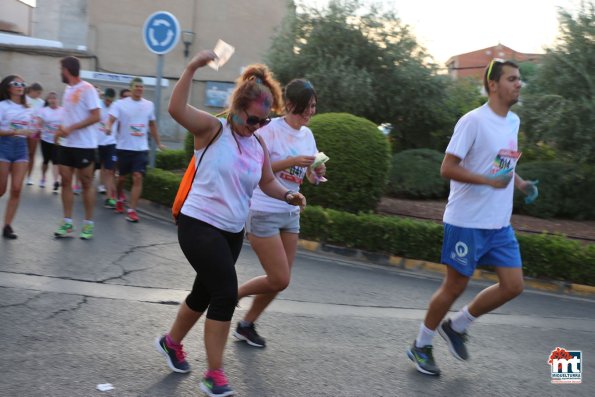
left=234, top=79, right=327, bottom=347
left=0, top=75, right=36, bottom=239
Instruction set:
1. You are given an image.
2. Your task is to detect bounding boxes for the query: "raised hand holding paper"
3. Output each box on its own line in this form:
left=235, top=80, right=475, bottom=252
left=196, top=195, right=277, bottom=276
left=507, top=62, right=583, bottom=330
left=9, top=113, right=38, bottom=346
left=208, top=39, right=235, bottom=71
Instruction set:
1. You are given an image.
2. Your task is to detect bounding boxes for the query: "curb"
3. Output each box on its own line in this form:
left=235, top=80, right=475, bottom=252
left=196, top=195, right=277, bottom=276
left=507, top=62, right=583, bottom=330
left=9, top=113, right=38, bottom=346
left=134, top=198, right=595, bottom=298
left=297, top=240, right=595, bottom=297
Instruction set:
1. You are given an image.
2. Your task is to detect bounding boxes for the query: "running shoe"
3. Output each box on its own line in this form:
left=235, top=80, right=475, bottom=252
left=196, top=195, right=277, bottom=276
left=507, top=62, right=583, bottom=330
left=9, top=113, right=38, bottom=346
left=200, top=369, right=234, bottom=397
left=154, top=335, right=191, bottom=373
left=79, top=223, right=94, bottom=240
left=26, top=178, right=33, bottom=186
left=233, top=322, right=266, bottom=347
left=98, top=185, right=106, bottom=194
left=54, top=222, right=74, bottom=238
left=39, top=179, right=46, bottom=188
left=126, top=210, right=139, bottom=222
left=53, top=181, right=60, bottom=194
left=115, top=200, right=125, bottom=214
left=104, top=198, right=116, bottom=209
left=3, top=225, right=17, bottom=239
left=438, top=319, right=469, bottom=361
left=407, top=342, right=441, bottom=376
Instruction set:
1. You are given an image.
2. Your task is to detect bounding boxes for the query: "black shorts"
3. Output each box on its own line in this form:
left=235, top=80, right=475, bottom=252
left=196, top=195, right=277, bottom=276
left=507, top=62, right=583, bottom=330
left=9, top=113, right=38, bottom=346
left=40, top=140, right=58, bottom=165
left=116, top=149, right=148, bottom=175
left=97, top=144, right=117, bottom=170
left=56, top=146, right=96, bottom=169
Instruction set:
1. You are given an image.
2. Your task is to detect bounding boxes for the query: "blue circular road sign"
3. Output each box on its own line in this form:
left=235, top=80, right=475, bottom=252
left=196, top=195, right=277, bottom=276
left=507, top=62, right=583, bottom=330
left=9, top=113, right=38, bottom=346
left=143, top=11, right=180, bottom=55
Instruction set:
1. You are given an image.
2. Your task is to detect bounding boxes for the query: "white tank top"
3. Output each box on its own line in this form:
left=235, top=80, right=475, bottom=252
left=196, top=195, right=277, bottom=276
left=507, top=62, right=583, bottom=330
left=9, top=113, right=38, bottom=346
left=181, top=119, right=264, bottom=233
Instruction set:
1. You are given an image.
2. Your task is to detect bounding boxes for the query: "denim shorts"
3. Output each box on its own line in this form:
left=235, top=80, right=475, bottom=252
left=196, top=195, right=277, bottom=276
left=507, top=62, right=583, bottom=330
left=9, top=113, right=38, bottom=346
left=0, top=136, right=28, bottom=163
left=441, top=223, right=522, bottom=277
left=246, top=210, right=300, bottom=237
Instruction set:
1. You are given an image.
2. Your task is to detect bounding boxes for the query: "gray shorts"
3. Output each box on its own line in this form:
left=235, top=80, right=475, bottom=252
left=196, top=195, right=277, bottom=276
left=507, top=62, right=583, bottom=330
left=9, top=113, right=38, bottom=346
left=246, top=210, right=300, bottom=238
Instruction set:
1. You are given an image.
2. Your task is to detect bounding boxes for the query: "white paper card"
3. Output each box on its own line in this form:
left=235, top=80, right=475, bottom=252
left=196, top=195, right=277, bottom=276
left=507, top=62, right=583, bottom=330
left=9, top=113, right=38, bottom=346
left=208, top=40, right=235, bottom=71
left=96, top=383, right=114, bottom=392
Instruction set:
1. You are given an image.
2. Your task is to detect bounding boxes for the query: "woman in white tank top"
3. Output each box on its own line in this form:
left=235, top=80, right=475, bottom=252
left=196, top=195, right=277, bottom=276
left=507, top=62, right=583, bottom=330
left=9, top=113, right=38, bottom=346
left=154, top=50, right=306, bottom=396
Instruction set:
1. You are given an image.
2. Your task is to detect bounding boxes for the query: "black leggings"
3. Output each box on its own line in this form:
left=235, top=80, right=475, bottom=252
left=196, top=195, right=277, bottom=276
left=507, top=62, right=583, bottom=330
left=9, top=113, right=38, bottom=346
left=177, top=213, right=244, bottom=321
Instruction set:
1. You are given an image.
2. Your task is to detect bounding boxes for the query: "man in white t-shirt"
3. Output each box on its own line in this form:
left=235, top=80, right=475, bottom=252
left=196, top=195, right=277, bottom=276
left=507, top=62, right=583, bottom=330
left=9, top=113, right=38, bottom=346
left=407, top=59, right=539, bottom=376
left=105, top=77, right=164, bottom=222
left=96, top=88, right=117, bottom=208
left=54, top=56, right=101, bottom=240
left=25, top=82, right=44, bottom=186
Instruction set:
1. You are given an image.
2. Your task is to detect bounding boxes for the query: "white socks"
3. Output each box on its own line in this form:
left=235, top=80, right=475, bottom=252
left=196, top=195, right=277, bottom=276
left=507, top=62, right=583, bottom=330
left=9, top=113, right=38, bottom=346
left=450, top=305, right=476, bottom=333
left=415, top=323, right=435, bottom=348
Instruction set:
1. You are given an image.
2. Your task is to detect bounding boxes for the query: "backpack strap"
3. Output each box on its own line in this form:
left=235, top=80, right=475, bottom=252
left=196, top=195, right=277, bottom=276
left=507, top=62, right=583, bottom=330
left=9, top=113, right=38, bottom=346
left=173, top=122, right=222, bottom=223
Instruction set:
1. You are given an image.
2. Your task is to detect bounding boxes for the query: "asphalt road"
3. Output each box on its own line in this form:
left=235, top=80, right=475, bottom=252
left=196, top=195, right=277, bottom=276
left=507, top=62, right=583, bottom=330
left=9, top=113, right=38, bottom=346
left=1, top=171, right=594, bottom=397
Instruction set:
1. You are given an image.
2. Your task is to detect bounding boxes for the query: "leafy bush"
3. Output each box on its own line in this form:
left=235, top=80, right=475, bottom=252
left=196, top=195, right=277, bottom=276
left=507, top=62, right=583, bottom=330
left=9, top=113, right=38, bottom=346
left=297, top=205, right=594, bottom=285
left=386, top=149, right=448, bottom=199
left=156, top=149, right=187, bottom=170
left=139, top=170, right=595, bottom=285
left=142, top=168, right=181, bottom=207
left=302, top=113, right=391, bottom=213
left=184, top=131, right=194, bottom=162
left=518, top=233, right=595, bottom=285
left=514, top=161, right=595, bottom=220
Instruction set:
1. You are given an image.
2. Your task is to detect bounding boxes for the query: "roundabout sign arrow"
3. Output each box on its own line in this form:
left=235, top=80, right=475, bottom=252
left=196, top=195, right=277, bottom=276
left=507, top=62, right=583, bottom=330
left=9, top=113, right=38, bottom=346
left=143, top=11, right=180, bottom=55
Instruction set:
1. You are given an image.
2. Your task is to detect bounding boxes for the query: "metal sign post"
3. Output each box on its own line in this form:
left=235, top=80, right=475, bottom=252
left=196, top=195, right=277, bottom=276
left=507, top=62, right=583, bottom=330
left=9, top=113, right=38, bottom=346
left=142, top=11, right=180, bottom=167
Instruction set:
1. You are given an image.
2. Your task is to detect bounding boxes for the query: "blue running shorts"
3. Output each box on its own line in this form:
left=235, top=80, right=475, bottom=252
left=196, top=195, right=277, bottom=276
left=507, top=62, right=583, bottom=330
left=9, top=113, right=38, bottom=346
left=441, top=223, right=522, bottom=277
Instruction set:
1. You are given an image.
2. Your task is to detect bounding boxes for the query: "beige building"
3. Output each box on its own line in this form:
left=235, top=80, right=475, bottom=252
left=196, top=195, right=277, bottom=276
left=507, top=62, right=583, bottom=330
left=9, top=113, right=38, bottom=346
left=0, top=0, right=289, bottom=140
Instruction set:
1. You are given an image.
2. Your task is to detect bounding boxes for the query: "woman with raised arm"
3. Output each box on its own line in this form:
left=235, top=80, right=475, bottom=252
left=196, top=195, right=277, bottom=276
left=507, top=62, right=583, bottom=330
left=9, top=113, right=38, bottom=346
left=154, top=50, right=306, bottom=397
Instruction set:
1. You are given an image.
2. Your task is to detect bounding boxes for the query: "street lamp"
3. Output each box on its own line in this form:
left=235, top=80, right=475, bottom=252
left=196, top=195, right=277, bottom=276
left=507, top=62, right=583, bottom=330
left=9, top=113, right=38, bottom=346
left=182, top=30, right=195, bottom=58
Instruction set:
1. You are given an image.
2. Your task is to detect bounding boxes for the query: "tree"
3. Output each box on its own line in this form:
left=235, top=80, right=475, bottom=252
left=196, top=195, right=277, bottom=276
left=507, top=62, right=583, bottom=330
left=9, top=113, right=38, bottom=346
left=266, top=0, right=453, bottom=151
left=518, top=2, right=595, bottom=163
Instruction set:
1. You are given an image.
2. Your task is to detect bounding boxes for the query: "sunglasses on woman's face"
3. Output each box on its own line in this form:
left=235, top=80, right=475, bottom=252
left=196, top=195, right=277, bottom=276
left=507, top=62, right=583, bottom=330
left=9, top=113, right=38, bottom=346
left=9, top=81, right=26, bottom=88
left=244, top=111, right=271, bottom=127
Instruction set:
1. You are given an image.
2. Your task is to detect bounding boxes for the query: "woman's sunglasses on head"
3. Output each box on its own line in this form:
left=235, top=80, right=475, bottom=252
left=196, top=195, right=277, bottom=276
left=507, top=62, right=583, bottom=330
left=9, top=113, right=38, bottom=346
left=9, top=81, right=26, bottom=88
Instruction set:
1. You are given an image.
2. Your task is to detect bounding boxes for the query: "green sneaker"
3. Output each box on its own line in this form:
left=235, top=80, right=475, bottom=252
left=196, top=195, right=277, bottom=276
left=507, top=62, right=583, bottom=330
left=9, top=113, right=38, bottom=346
left=104, top=198, right=116, bottom=209
left=79, top=223, right=94, bottom=240
left=54, top=222, right=74, bottom=238
left=407, top=341, right=441, bottom=376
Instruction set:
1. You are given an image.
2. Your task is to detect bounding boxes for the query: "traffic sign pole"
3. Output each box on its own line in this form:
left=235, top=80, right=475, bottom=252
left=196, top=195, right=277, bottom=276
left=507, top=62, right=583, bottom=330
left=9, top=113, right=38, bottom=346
left=150, top=55, right=164, bottom=168
left=142, top=11, right=180, bottom=168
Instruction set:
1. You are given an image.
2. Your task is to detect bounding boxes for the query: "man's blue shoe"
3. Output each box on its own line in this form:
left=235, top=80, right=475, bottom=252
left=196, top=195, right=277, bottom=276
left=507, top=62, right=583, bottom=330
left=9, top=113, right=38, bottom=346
left=438, top=319, right=469, bottom=361
left=407, top=341, right=441, bottom=376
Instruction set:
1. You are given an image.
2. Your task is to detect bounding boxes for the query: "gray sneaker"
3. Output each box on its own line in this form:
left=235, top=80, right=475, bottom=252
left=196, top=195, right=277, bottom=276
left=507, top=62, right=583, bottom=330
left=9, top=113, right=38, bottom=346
left=407, top=341, right=441, bottom=376
left=438, top=319, right=469, bottom=361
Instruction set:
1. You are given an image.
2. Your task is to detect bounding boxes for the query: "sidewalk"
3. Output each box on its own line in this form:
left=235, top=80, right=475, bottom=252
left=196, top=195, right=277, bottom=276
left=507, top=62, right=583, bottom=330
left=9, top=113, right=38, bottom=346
left=135, top=197, right=595, bottom=298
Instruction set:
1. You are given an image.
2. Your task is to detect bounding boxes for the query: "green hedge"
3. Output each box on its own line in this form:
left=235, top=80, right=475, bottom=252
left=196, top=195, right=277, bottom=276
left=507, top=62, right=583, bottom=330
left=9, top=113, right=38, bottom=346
left=514, top=161, right=595, bottom=220
left=387, top=148, right=449, bottom=199
left=300, top=205, right=594, bottom=286
left=185, top=131, right=194, bottom=162
left=139, top=166, right=595, bottom=285
left=156, top=149, right=187, bottom=170
left=142, top=168, right=180, bottom=207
